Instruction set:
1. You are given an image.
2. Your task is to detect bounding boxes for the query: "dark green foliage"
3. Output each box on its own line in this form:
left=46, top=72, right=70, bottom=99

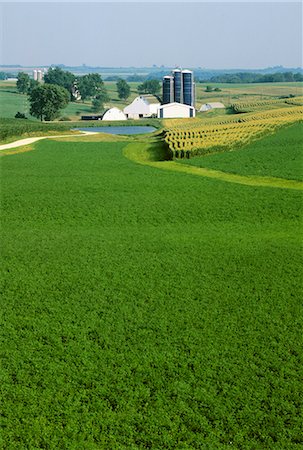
left=0, top=72, right=9, bottom=80
left=91, top=88, right=110, bottom=113
left=138, top=79, right=161, bottom=95
left=29, top=84, right=70, bottom=121
left=1, top=139, right=302, bottom=448
left=16, top=72, right=30, bottom=94
left=28, top=78, right=39, bottom=94
left=44, top=66, right=76, bottom=99
left=182, top=122, right=303, bottom=181
left=78, top=73, right=106, bottom=101
left=116, top=79, right=131, bottom=101
left=14, top=112, right=27, bottom=119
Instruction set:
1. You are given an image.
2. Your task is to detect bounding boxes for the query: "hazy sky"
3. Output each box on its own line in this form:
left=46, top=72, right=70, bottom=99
left=0, top=2, right=302, bottom=68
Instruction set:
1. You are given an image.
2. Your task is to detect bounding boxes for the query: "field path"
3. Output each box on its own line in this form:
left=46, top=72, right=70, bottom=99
left=0, top=131, right=98, bottom=151
left=124, top=142, right=303, bottom=191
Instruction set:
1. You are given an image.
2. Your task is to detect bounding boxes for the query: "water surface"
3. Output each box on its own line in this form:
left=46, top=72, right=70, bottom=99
left=75, top=126, right=156, bottom=135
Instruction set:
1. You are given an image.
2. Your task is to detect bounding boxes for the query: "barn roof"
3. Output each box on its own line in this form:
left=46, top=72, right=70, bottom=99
left=140, top=95, right=161, bottom=105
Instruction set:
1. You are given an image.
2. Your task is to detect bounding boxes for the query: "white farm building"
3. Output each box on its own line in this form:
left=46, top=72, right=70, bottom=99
left=123, top=95, right=161, bottom=119
left=102, top=107, right=127, bottom=121
left=158, top=102, right=195, bottom=119
left=199, top=102, right=225, bottom=112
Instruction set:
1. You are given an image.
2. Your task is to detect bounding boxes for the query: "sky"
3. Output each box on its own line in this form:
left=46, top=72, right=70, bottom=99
left=0, top=2, right=302, bottom=69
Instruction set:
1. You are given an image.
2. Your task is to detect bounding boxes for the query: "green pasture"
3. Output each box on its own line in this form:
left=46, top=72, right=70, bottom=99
left=0, top=89, right=29, bottom=118
left=180, top=122, right=303, bottom=181
left=196, top=82, right=303, bottom=106
left=1, top=130, right=302, bottom=448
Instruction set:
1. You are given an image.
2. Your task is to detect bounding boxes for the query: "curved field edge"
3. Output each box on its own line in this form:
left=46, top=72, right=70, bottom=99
left=178, top=122, right=303, bottom=182
left=123, top=141, right=303, bottom=191
left=0, top=131, right=134, bottom=155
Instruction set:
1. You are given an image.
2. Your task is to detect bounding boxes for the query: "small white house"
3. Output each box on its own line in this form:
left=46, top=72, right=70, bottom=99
left=123, top=95, right=161, bottom=119
left=158, top=102, right=195, bottom=119
left=199, top=102, right=225, bottom=112
left=102, top=107, right=127, bottom=121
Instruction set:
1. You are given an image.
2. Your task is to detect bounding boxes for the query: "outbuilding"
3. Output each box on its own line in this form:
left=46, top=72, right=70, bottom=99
left=199, top=102, right=225, bottom=112
left=102, top=107, right=127, bottom=121
left=157, top=102, right=195, bottom=119
left=123, top=95, right=161, bottom=119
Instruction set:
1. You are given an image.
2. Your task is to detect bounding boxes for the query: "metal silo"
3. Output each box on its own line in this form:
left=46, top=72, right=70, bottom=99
left=173, top=69, right=183, bottom=104
left=163, top=76, right=174, bottom=104
left=182, top=70, right=194, bottom=106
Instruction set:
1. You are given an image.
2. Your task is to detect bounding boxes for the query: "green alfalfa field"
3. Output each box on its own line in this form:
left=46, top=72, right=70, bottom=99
left=0, top=122, right=302, bottom=448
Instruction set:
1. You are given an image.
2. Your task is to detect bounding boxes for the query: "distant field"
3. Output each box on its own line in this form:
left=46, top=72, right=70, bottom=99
left=178, top=122, right=303, bottom=181
left=1, top=79, right=303, bottom=120
left=196, top=82, right=303, bottom=106
left=1, top=134, right=302, bottom=448
left=0, top=88, right=29, bottom=118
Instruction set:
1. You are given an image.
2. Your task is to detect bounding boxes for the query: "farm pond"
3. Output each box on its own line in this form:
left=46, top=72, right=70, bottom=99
left=74, top=126, right=156, bottom=135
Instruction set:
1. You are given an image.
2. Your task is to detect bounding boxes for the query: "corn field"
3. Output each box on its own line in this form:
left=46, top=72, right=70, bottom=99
left=164, top=106, right=303, bottom=158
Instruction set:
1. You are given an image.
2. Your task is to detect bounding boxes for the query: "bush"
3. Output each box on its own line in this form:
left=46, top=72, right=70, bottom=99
left=15, top=112, right=27, bottom=119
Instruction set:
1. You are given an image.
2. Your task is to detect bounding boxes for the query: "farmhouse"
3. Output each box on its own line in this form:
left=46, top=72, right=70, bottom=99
left=199, top=102, right=225, bottom=112
left=123, top=95, right=161, bottom=119
left=102, top=107, right=127, bottom=121
left=158, top=102, right=195, bottom=119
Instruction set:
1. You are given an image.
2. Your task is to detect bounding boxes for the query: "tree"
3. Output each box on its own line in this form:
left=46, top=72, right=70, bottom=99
left=44, top=67, right=75, bottom=100
left=16, top=72, right=30, bottom=94
left=29, top=84, right=69, bottom=121
left=0, top=72, right=8, bottom=80
left=91, top=87, right=109, bottom=112
left=116, top=79, right=131, bottom=101
left=28, top=79, right=39, bottom=94
left=137, top=79, right=160, bottom=95
left=205, top=85, right=213, bottom=92
left=78, top=73, right=105, bottom=101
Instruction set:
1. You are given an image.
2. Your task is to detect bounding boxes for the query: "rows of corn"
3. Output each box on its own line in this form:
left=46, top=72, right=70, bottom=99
left=163, top=105, right=303, bottom=159
left=231, top=97, right=303, bottom=113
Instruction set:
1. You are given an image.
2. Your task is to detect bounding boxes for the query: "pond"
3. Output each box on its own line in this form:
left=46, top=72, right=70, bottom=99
left=75, top=126, right=157, bottom=135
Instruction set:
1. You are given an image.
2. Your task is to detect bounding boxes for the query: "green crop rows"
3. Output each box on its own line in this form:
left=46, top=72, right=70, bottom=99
left=178, top=122, right=303, bottom=182
left=1, top=135, right=302, bottom=448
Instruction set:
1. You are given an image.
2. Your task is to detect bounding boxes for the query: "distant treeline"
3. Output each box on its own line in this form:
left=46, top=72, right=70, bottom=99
left=0, top=72, right=13, bottom=80
left=199, top=72, right=303, bottom=83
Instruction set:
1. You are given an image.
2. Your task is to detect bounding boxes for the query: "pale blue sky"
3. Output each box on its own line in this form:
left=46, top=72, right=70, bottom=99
left=0, top=2, right=302, bottom=68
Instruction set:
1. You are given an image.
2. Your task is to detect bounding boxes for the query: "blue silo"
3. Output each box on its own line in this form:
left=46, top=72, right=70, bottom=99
left=182, top=70, right=194, bottom=107
left=163, top=76, right=174, bottom=104
left=173, top=69, right=183, bottom=104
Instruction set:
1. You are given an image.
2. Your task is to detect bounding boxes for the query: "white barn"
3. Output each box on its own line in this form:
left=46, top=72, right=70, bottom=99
left=102, top=107, right=127, bottom=121
left=199, top=102, right=225, bottom=112
left=158, top=102, right=195, bottom=119
left=123, top=95, right=161, bottom=119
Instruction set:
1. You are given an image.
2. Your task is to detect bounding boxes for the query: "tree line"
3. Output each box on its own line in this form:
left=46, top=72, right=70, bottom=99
left=199, top=72, right=303, bottom=84
left=14, top=68, right=161, bottom=121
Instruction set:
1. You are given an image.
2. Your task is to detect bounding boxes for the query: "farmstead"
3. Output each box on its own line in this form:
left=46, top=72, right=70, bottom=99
left=2, top=106, right=302, bottom=447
